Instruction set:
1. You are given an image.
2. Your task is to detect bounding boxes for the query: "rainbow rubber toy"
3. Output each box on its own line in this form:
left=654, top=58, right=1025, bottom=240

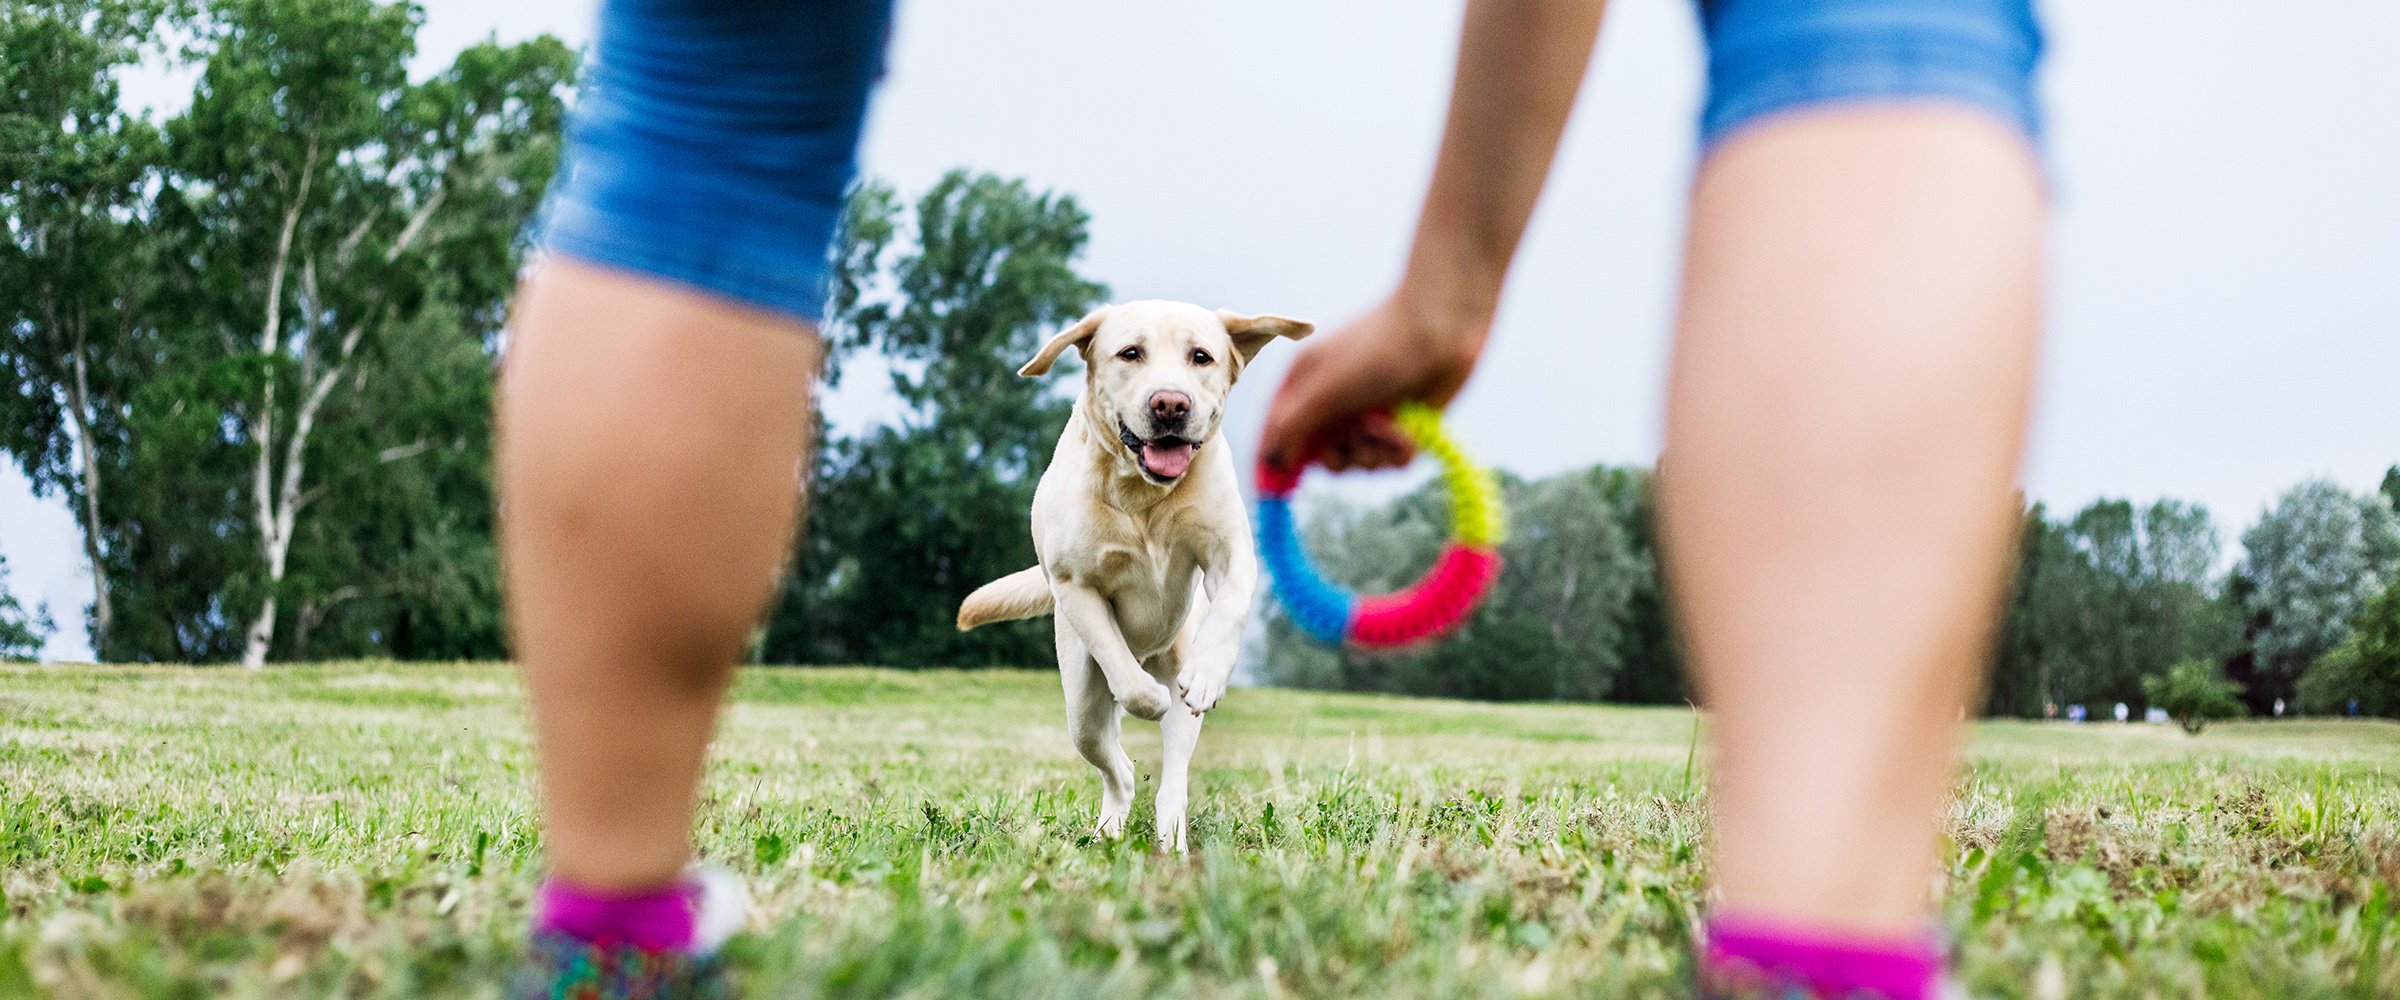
left=1255, top=402, right=1506, bottom=648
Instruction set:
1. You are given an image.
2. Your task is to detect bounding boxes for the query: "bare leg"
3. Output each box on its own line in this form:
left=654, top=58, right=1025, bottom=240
left=498, top=259, right=817, bottom=892
left=1059, top=617, right=1138, bottom=839
left=1660, top=107, right=2044, bottom=936
left=1148, top=647, right=1204, bottom=853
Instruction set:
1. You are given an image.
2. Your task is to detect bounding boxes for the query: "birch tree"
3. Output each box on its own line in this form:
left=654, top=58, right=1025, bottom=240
left=162, top=0, right=569, bottom=665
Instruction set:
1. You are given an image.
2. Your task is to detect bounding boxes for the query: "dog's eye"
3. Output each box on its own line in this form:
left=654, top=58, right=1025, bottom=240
left=1190, top=349, right=1213, bottom=366
left=1116, top=346, right=1143, bottom=362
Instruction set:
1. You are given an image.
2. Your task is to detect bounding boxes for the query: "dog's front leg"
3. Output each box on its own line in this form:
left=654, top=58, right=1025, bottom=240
left=1054, top=582, right=1175, bottom=721
left=1177, top=543, right=1255, bottom=714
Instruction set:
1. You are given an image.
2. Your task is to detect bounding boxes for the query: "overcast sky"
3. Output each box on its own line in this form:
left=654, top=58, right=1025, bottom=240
left=6, top=0, right=2395, bottom=660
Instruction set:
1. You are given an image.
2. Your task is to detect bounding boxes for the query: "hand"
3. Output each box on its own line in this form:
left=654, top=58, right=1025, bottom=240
left=1257, top=290, right=1489, bottom=473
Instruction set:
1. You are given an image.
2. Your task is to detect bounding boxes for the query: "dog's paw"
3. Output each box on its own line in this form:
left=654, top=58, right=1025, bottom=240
left=1178, top=670, right=1229, bottom=715
left=1156, top=811, right=1188, bottom=854
left=1096, top=803, right=1130, bottom=840
left=1115, top=681, right=1174, bottom=721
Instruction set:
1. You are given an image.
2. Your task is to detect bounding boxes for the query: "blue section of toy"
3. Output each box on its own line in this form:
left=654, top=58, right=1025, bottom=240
left=1255, top=496, right=1353, bottom=644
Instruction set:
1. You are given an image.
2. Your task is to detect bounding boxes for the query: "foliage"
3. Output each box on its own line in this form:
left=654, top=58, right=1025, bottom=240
left=1, top=0, right=572, bottom=663
left=2141, top=659, right=2245, bottom=735
left=1986, top=499, right=2241, bottom=715
left=1986, top=502, right=2054, bottom=718
left=0, top=0, right=170, bottom=659
left=2297, top=574, right=2400, bottom=718
left=2236, top=478, right=2400, bottom=706
left=1257, top=465, right=1679, bottom=703
left=0, top=553, right=53, bottom=661
left=4, top=661, right=2400, bottom=998
left=763, top=172, right=1108, bottom=667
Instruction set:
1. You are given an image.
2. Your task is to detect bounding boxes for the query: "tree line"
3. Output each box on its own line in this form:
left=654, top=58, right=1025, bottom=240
left=1261, top=467, right=2400, bottom=718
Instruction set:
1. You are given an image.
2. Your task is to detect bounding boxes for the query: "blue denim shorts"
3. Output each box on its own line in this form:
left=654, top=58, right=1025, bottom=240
left=539, top=0, right=897, bottom=323
left=1698, top=0, right=2044, bottom=148
left=539, top=0, right=2042, bottom=322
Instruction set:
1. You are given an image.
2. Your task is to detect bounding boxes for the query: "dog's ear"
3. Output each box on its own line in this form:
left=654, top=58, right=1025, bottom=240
left=1218, top=311, right=1314, bottom=366
left=1019, top=306, right=1111, bottom=377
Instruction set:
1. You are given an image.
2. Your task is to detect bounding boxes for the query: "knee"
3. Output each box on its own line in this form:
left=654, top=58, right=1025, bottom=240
left=1696, top=0, right=2044, bottom=149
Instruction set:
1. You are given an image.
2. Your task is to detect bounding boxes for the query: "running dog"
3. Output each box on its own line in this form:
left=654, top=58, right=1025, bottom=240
left=957, top=300, right=1311, bottom=851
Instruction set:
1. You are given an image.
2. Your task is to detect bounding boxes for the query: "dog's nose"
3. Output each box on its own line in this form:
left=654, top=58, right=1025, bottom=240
left=1148, top=390, right=1191, bottom=424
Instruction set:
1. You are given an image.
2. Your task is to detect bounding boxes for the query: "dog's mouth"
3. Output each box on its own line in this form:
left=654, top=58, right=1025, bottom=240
left=1119, top=423, right=1200, bottom=483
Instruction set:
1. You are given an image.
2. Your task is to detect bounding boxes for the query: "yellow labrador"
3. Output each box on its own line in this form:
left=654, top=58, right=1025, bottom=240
left=957, top=300, right=1311, bottom=850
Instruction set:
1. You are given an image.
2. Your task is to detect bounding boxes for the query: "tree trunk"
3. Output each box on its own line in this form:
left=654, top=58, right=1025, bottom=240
left=239, top=152, right=317, bottom=669
left=238, top=156, right=440, bottom=668
left=64, top=351, right=112, bottom=660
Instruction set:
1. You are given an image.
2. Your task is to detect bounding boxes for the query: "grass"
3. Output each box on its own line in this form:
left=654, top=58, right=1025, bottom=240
left=1, top=663, right=2396, bottom=998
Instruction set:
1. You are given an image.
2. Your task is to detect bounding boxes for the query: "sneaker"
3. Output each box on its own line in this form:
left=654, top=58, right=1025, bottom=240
left=512, top=865, right=750, bottom=1000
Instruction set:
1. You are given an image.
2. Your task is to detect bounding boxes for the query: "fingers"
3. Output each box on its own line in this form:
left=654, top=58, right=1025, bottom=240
left=1258, top=350, right=1334, bottom=471
left=1261, top=338, right=1416, bottom=471
left=1257, top=294, right=1483, bottom=473
left=1317, top=412, right=1416, bottom=472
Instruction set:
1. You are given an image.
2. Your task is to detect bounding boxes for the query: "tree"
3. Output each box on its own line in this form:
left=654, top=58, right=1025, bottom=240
left=2237, top=479, right=2400, bottom=706
left=0, top=0, right=168, bottom=659
left=2009, top=499, right=2241, bottom=711
left=763, top=172, right=1108, bottom=667
left=2297, top=575, right=2400, bottom=718
left=1591, top=465, right=1684, bottom=704
left=2381, top=465, right=2399, bottom=518
left=2142, top=659, right=2244, bottom=735
left=1985, top=501, right=2056, bottom=717
left=0, top=553, right=53, bottom=662
left=1, top=1, right=574, bottom=664
left=155, top=0, right=572, bottom=665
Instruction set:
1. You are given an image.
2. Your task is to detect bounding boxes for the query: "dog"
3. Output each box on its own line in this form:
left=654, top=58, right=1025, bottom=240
left=957, top=300, right=1312, bottom=851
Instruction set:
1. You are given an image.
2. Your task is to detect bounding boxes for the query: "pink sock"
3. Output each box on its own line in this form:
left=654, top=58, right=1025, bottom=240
left=533, top=877, right=699, bottom=951
left=1702, top=915, right=1946, bottom=1000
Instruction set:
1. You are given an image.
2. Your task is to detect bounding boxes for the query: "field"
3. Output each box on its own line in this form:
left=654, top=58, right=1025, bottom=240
left=1, top=663, right=2396, bottom=999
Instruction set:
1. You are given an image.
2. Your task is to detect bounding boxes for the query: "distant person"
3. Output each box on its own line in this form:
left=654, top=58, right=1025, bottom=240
left=496, top=2, right=2045, bottom=1000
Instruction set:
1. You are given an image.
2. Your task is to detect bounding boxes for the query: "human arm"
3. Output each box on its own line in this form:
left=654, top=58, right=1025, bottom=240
left=1258, top=0, right=1608, bottom=471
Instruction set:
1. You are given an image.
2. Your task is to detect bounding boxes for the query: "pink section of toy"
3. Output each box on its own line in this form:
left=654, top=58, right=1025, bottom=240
left=1346, top=545, right=1501, bottom=647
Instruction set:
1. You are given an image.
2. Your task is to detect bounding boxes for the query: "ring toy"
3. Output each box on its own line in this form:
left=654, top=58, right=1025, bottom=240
left=1256, top=403, right=1506, bottom=648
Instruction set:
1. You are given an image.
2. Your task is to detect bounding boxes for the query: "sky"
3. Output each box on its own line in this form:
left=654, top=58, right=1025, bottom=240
left=5, top=0, right=2396, bottom=660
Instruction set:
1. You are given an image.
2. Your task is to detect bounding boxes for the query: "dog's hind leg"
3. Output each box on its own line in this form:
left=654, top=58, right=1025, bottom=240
left=1059, top=617, right=1137, bottom=839
left=1147, top=648, right=1204, bottom=853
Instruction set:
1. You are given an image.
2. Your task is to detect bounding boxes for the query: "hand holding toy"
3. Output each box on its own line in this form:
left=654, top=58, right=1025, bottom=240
left=1255, top=402, right=1505, bottom=648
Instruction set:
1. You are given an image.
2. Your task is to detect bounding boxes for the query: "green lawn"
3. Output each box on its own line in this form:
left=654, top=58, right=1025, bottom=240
left=1, top=663, right=2395, bottom=998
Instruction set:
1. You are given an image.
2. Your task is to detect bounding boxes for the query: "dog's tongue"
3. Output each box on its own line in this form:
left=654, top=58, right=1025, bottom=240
left=1142, top=441, right=1196, bottom=479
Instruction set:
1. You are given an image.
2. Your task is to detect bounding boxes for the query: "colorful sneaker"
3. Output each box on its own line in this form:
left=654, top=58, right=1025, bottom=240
left=512, top=865, right=750, bottom=1000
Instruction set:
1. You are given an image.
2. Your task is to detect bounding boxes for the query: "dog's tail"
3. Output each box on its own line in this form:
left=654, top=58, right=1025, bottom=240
left=958, top=566, right=1053, bottom=631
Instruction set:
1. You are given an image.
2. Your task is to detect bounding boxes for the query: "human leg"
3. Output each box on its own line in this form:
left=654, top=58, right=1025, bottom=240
left=500, top=0, right=894, bottom=989
left=500, top=261, right=819, bottom=892
left=1666, top=1, right=2047, bottom=995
